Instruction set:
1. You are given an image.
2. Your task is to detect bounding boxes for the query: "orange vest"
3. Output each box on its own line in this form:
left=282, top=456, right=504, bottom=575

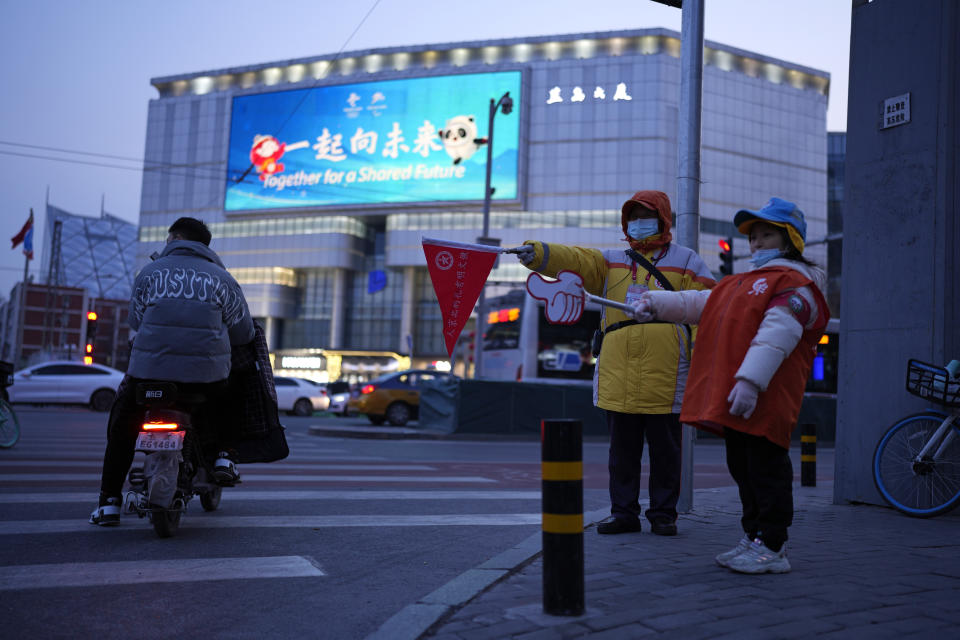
left=679, top=267, right=829, bottom=449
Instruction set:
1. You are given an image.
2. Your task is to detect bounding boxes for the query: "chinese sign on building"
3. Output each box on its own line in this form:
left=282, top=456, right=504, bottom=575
left=881, top=93, right=910, bottom=130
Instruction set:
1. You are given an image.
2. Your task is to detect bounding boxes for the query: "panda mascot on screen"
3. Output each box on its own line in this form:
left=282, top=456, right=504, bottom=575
left=438, top=115, right=487, bottom=165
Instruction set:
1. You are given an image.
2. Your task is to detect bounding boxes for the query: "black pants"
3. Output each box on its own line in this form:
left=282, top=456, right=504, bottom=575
left=723, top=427, right=793, bottom=552
left=606, top=410, right=682, bottom=525
left=99, top=377, right=230, bottom=498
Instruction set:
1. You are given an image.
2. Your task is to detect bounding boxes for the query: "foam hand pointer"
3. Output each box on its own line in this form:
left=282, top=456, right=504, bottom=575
left=526, top=270, right=585, bottom=325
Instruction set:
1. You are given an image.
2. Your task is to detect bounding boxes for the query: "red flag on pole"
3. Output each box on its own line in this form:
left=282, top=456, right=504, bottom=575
left=10, top=211, right=33, bottom=250
left=422, top=237, right=500, bottom=357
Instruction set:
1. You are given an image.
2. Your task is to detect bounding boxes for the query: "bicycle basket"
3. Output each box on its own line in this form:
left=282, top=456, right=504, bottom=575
left=905, top=359, right=960, bottom=407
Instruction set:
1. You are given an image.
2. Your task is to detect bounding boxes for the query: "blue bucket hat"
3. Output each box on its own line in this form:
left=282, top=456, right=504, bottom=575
left=733, top=197, right=807, bottom=253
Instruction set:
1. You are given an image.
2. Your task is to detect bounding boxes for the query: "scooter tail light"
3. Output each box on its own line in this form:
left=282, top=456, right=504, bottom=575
left=142, top=422, right=179, bottom=431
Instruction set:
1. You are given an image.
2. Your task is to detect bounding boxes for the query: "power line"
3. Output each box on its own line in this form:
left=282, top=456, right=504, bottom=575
left=227, top=0, right=384, bottom=188
left=0, top=139, right=146, bottom=163
left=1, top=0, right=387, bottom=201
left=0, top=149, right=227, bottom=181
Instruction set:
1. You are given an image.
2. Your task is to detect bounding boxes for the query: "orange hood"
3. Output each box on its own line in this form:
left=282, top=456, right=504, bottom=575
left=620, top=190, right=673, bottom=254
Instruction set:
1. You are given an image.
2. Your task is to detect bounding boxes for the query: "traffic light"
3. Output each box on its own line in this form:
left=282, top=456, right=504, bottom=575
left=718, top=237, right=734, bottom=276
left=85, top=311, right=98, bottom=363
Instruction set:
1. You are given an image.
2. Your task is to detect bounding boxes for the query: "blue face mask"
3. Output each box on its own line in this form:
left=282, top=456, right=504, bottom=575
left=627, top=219, right=659, bottom=240
left=750, top=248, right=783, bottom=268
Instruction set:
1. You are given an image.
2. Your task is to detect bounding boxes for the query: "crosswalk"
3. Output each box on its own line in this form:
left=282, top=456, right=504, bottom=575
left=0, top=420, right=544, bottom=593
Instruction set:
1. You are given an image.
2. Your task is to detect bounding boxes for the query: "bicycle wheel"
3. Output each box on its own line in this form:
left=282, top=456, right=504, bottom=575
left=0, top=398, right=20, bottom=448
left=873, top=411, right=960, bottom=517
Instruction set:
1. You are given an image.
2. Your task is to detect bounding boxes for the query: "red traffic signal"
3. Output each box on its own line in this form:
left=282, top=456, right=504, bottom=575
left=718, top=236, right=734, bottom=276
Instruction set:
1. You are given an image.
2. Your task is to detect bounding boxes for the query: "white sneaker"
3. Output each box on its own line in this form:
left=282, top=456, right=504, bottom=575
left=89, top=496, right=121, bottom=526
left=726, top=539, right=791, bottom=574
left=715, top=534, right=753, bottom=568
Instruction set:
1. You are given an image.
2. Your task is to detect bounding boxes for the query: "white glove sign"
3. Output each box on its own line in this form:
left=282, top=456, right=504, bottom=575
left=727, top=379, right=759, bottom=419
left=526, top=270, right=585, bottom=325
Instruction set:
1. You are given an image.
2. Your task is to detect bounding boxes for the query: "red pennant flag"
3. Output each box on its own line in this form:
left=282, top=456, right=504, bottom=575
left=422, top=237, right=500, bottom=357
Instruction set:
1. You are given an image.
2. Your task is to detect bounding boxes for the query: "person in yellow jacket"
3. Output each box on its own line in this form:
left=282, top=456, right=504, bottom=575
left=515, top=190, right=715, bottom=536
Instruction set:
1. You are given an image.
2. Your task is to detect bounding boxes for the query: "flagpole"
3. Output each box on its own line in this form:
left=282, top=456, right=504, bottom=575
left=13, top=209, right=32, bottom=368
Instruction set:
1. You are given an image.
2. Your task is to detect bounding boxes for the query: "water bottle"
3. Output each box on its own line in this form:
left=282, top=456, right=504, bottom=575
left=932, top=359, right=960, bottom=395
left=946, top=359, right=960, bottom=380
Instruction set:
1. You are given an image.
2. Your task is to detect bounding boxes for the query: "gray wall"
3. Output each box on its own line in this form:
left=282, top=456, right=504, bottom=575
left=835, top=0, right=959, bottom=504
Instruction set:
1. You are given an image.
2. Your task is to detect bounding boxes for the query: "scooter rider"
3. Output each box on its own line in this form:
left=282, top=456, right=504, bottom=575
left=90, top=217, right=255, bottom=526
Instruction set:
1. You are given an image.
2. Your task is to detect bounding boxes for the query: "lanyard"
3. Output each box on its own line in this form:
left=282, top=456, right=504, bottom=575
left=631, top=247, right=668, bottom=284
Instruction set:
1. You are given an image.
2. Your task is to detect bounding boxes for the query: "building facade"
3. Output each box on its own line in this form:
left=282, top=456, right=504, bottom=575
left=826, top=131, right=845, bottom=316
left=0, top=204, right=136, bottom=369
left=137, top=28, right=830, bottom=377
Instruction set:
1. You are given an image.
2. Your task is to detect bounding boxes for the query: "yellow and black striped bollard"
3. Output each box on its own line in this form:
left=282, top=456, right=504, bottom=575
left=541, top=418, right=584, bottom=616
left=801, top=423, right=816, bottom=487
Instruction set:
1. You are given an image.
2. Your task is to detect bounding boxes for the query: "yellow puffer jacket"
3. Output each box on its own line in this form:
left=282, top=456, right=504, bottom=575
left=523, top=241, right=715, bottom=414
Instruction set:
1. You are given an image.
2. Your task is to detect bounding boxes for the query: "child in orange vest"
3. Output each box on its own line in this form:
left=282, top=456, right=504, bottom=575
left=628, top=197, right=830, bottom=574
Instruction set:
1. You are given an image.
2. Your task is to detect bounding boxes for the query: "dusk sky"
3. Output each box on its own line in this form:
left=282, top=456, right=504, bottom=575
left=0, top=0, right=851, bottom=297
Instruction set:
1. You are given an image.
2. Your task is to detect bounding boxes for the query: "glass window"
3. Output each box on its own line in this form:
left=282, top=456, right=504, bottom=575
left=34, top=364, right=108, bottom=375
left=33, top=365, right=65, bottom=375
left=274, top=377, right=297, bottom=386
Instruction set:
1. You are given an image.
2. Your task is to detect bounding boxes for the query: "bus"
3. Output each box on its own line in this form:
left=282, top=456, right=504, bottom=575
left=481, top=289, right=602, bottom=385
left=482, top=288, right=840, bottom=398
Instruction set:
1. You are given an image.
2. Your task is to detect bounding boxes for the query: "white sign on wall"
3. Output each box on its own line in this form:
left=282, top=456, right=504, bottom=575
left=881, top=93, right=910, bottom=129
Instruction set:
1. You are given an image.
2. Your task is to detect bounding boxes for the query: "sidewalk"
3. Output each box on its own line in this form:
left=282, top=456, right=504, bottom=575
left=371, top=482, right=960, bottom=639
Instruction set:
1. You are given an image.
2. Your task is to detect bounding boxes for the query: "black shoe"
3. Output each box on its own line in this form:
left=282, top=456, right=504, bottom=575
left=650, top=520, right=678, bottom=536
left=213, top=452, right=241, bottom=486
left=597, top=517, right=642, bottom=535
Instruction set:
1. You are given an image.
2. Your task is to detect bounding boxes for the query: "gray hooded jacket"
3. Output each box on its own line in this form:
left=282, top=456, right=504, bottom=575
left=127, top=240, right=254, bottom=383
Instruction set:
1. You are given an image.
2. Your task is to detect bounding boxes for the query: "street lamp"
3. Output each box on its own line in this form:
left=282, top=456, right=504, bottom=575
left=473, top=91, right=513, bottom=379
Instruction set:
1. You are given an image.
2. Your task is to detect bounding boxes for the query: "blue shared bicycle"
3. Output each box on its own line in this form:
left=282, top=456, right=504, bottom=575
left=873, top=359, right=960, bottom=517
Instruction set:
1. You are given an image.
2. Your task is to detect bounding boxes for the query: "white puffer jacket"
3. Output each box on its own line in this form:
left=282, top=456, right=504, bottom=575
left=644, top=258, right=826, bottom=391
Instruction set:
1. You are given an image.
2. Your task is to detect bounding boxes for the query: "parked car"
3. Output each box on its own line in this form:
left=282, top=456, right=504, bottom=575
left=274, top=376, right=328, bottom=416
left=326, top=380, right=355, bottom=417
left=8, top=360, right=124, bottom=412
left=348, top=369, right=457, bottom=426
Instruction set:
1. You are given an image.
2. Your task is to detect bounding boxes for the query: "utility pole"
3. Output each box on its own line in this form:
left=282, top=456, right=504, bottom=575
left=675, top=0, right=705, bottom=514
left=473, top=91, right=513, bottom=379
left=41, top=219, right=63, bottom=353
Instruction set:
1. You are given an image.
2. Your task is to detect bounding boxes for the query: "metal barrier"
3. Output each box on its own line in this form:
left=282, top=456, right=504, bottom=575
left=801, top=423, right=816, bottom=487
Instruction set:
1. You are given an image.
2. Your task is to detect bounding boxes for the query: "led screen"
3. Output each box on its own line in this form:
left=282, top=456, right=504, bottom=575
left=225, top=71, right=522, bottom=211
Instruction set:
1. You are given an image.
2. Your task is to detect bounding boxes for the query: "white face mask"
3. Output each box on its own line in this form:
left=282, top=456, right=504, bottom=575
left=627, top=219, right=659, bottom=240
left=749, top=248, right=783, bottom=268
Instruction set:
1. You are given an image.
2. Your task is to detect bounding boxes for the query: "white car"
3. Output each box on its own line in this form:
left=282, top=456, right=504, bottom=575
left=325, top=381, right=355, bottom=417
left=9, top=360, right=124, bottom=412
left=274, top=376, right=329, bottom=416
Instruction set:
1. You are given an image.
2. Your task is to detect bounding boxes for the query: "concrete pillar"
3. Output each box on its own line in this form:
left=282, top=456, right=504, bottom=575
left=399, top=266, right=416, bottom=355
left=263, top=316, right=277, bottom=351
left=329, top=268, right=346, bottom=349
left=836, top=0, right=959, bottom=505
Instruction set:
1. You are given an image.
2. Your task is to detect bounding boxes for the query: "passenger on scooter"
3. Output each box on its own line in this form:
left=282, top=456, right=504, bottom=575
left=90, top=217, right=255, bottom=526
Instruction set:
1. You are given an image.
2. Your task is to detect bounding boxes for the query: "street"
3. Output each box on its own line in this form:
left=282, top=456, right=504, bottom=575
left=0, top=407, right=833, bottom=638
